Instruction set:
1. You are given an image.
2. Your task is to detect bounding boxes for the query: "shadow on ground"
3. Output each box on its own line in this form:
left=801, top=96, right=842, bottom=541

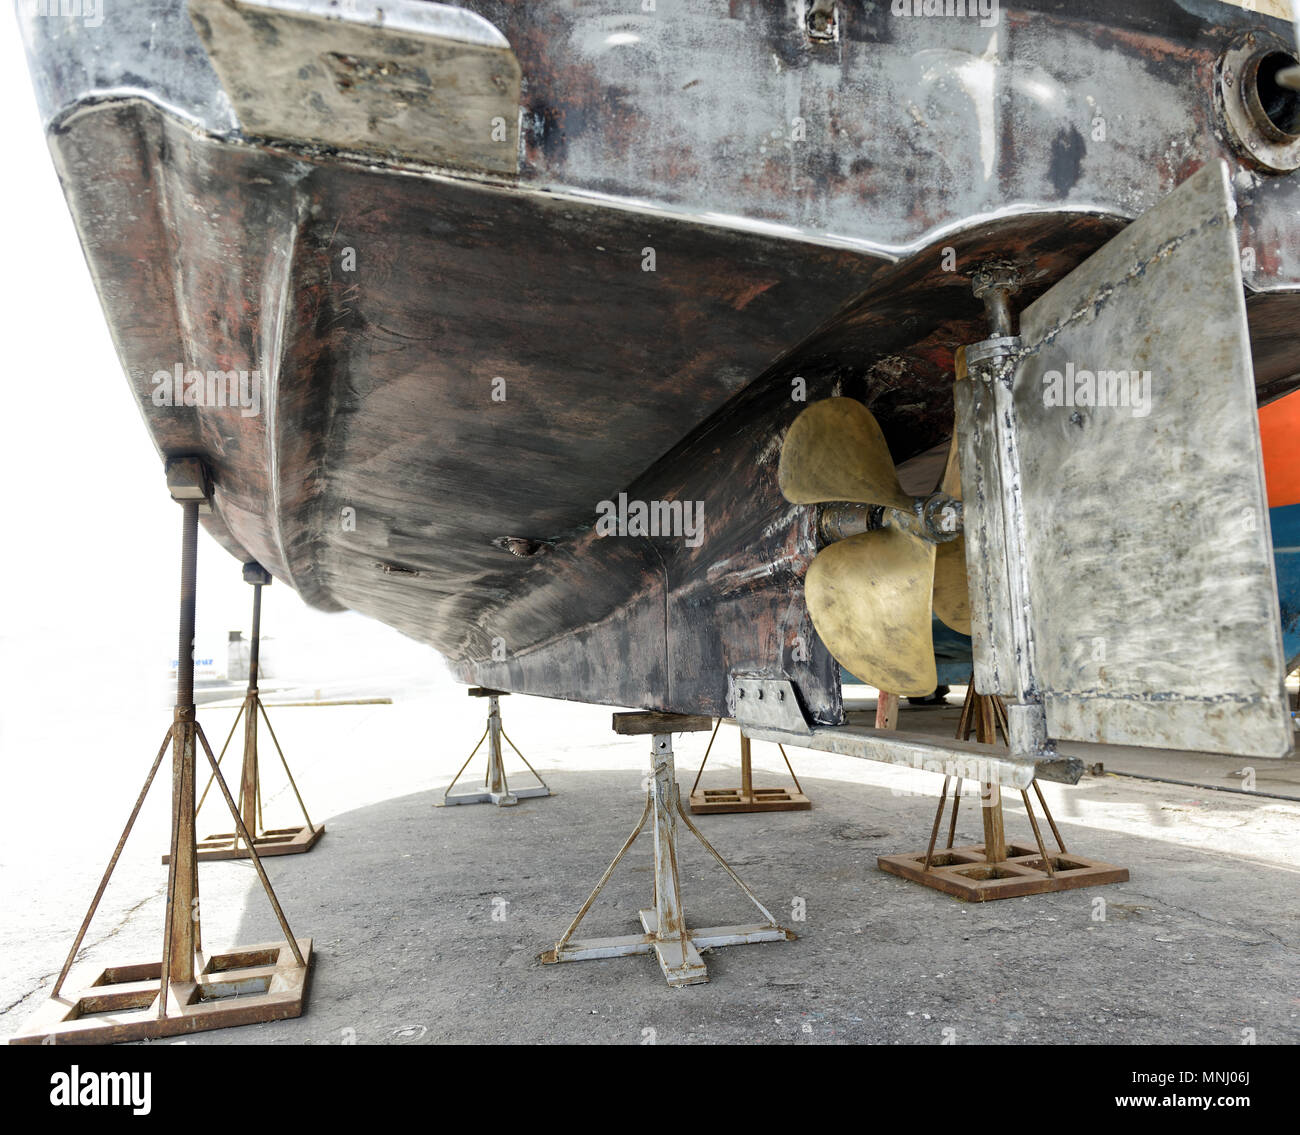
left=174, top=766, right=1300, bottom=1045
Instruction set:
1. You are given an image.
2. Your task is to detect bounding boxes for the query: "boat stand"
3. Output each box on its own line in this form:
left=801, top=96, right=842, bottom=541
left=9, top=459, right=311, bottom=1044
left=878, top=683, right=1128, bottom=901
left=439, top=686, right=551, bottom=800
left=541, top=712, right=794, bottom=986
left=688, top=719, right=811, bottom=813
left=438, top=687, right=550, bottom=807
left=164, top=562, right=322, bottom=862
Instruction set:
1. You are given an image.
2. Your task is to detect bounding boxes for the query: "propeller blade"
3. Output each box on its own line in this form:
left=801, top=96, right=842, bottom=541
left=932, top=431, right=971, bottom=634
left=779, top=398, right=913, bottom=510
left=932, top=537, right=972, bottom=635
left=939, top=431, right=961, bottom=498
left=806, top=528, right=938, bottom=696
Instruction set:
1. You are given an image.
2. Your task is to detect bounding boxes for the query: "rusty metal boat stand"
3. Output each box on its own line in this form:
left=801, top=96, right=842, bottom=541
left=688, top=718, right=811, bottom=814
left=163, top=561, right=323, bottom=862
left=541, top=712, right=794, bottom=986
left=878, top=684, right=1128, bottom=901
left=437, top=687, right=551, bottom=807
left=9, top=459, right=311, bottom=1044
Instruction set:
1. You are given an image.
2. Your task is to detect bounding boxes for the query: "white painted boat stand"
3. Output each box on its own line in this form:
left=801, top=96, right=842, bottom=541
left=438, top=687, right=551, bottom=807
left=540, top=712, right=794, bottom=987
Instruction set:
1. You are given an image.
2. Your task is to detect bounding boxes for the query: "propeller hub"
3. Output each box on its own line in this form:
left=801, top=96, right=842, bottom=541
left=817, top=494, right=962, bottom=547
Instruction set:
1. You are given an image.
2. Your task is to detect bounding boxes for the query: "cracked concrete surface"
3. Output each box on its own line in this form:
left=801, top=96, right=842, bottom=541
left=1, top=682, right=1297, bottom=1045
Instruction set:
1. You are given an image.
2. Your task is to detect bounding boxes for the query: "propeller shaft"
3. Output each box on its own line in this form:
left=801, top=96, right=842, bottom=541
left=818, top=493, right=962, bottom=547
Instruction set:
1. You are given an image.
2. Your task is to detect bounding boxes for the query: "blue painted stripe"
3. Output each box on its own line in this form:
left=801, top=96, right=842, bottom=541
left=1272, top=503, right=1300, bottom=672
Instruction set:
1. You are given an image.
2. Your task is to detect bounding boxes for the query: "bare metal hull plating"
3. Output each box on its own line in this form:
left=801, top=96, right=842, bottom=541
left=18, top=1, right=1300, bottom=741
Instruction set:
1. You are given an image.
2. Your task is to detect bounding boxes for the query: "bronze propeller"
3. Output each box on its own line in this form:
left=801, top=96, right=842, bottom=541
left=778, top=397, right=970, bottom=696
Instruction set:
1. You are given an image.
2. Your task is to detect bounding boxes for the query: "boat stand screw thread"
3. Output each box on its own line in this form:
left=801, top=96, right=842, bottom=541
left=248, top=583, right=262, bottom=689
left=176, top=499, right=199, bottom=711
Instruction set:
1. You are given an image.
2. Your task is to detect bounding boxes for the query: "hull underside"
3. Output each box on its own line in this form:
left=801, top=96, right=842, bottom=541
left=23, top=0, right=1300, bottom=724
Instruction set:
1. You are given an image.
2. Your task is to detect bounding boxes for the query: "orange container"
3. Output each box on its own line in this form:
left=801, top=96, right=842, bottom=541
left=1261, top=389, right=1300, bottom=510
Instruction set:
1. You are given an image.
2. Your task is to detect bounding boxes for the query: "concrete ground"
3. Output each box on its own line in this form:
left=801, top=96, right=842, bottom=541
left=2, top=681, right=1298, bottom=1045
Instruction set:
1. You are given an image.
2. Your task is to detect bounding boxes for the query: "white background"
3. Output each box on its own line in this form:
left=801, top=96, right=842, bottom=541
left=0, top=5, right=445, bottom=750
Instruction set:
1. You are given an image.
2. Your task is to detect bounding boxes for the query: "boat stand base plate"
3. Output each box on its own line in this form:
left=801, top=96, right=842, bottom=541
left=161, top=823, right=324, bottom=863
left=7, top=938, right=312, bottom=1045
left=437, top=785, right=551, bottom=807
left=688, top=787, right=811, bottom=814
left=878, top=843, right=1129, bottom=902
left=540, top=911, right=793, bottom=987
